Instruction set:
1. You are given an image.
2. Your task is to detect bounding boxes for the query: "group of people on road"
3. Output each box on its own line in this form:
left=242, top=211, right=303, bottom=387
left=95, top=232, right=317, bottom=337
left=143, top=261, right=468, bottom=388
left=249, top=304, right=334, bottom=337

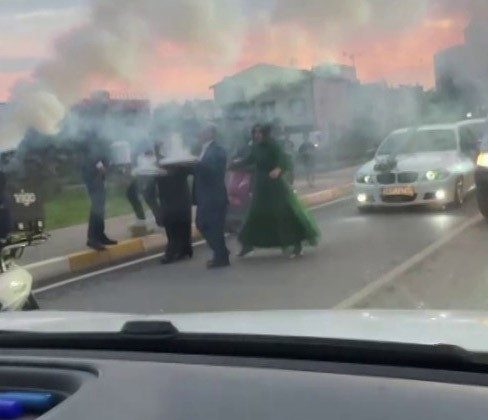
left=81, top=123, right=320, bottom=269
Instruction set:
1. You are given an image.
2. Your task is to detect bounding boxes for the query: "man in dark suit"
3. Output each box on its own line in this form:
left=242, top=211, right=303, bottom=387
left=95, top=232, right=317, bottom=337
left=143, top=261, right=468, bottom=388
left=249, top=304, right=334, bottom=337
left=157, top=165, right=193, bottom=264
left=81, top=133, right=118, bottom=251
left=194, top=126, right=230, bottom=268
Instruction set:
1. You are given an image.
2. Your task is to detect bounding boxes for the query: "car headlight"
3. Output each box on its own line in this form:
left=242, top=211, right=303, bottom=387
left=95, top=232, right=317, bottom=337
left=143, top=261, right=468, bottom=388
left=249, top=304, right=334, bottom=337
left=424, top=170, right=449, bottom=181
left=477, top=152, right=488, bottom=168
left=356, top=174, right=374, bottom=184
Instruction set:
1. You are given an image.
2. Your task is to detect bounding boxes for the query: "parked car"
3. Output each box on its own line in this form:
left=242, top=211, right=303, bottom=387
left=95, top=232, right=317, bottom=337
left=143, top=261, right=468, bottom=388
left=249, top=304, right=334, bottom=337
left=355, top=119, right=484, bottom=211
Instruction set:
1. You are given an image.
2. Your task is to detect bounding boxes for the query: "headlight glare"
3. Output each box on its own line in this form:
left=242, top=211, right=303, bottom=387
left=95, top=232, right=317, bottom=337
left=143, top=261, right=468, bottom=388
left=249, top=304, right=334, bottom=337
left=357, top=174, right=374, bottom=184
left=477, top=152, right=488, bottom=168
left=424, top=170, right=449, bottom=181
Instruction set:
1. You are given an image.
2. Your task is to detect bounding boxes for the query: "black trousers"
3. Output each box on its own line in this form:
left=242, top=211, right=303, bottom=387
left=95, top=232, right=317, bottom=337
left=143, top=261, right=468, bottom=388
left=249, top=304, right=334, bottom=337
left=165, top=219, right=192, bottom=258
left=127, top=178, right=162, bottom=225
left=196, top=206, right=229, bottom=263
left=85, top=178, right=106, bottom=242
left=126, top=180, right=145, bottom=220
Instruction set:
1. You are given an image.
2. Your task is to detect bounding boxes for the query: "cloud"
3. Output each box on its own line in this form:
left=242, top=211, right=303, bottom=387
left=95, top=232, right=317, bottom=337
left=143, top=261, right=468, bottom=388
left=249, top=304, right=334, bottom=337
left=0, top=0, right=479, bottom=110
left=0, top=57, right=41, bottom=73
left=0, top=0, right=86, bottom=14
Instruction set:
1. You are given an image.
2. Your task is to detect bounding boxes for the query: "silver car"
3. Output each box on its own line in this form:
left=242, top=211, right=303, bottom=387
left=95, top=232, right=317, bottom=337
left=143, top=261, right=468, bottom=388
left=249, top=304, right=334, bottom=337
left=354, top=120, right=485, bottom=210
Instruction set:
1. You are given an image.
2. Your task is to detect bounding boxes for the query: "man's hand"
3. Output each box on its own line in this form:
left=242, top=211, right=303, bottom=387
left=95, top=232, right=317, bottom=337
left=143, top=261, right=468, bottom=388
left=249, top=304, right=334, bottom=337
left=269, top=167, right=282, bottom=179
left=96, top=161, right=106, bottom=174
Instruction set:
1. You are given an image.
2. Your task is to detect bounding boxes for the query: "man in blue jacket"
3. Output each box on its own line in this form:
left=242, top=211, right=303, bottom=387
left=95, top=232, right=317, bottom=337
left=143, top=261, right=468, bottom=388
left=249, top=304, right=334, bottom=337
left=194, top=126, right=230, bottom=268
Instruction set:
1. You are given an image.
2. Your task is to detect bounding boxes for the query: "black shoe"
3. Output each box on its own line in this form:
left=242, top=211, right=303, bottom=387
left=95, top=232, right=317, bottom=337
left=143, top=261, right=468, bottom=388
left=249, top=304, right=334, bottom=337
left=160, top=255, right=176, bottom=265
left=87, top=240, right=106, bottom=251
left=207, top=259, right=230, bottom=269
left=100, top=237, right=118, bottom=246
left=176, top=250, right=193, bottom=261
left=291, top=243, right=303, bottom=259
left=237, top=246, right=254, bottom=257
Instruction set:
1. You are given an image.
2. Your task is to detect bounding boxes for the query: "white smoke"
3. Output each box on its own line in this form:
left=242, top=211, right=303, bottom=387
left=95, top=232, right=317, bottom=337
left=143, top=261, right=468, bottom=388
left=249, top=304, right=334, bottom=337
left=2, top=0, right=484, bottom=151
left=267, top=0, right=430, bottom=45
left=0, top=0, right=244, bottom=148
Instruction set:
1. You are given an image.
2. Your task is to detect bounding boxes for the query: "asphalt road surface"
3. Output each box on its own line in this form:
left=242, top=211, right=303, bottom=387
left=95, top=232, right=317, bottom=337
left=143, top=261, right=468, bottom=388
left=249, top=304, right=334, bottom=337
left=36, top=195, right=483, bottom=314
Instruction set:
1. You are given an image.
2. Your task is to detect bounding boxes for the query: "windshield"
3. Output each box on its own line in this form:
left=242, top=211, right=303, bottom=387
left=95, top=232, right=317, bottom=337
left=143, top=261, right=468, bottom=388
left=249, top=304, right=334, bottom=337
left=2, top=0, right=488, bottom=351
left=377, top=130, right=457, bottom=156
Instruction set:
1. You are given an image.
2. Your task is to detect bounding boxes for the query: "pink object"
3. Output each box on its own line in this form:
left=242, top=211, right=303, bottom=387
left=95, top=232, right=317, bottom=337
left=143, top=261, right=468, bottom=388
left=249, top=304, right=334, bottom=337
left=227, top=170, right=252, bottom=208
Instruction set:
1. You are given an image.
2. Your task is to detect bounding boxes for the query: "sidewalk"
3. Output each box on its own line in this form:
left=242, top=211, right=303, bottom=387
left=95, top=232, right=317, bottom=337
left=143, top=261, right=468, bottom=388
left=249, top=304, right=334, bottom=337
left=22, top=165, right=358, bottom=274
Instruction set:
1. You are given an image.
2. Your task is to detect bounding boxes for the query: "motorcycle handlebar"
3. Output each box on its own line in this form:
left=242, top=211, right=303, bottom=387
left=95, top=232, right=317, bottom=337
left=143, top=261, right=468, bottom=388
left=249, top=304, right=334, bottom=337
left=0, top=233, right=49, bottom=272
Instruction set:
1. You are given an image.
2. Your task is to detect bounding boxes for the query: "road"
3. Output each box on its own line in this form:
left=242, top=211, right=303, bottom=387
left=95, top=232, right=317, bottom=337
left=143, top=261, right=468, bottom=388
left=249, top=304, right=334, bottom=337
left=35, top=194, right=484, bottom=314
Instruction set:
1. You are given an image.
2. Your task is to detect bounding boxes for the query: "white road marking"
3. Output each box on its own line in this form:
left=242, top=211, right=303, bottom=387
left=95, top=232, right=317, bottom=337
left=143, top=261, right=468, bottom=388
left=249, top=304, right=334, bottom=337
left=334, top=213, right=484, bottom=309
left=34, top=195, right=354, bottom=294
left=309, top=195, right=353, bottom=211
left=34, top=240, right=207, bottom=294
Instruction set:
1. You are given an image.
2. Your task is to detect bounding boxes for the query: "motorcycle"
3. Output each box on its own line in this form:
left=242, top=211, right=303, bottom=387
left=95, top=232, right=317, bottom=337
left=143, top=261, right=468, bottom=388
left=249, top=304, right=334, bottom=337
left=0, top=167, right=46, bottom=311
left=0, top=233, right=46, bottom=311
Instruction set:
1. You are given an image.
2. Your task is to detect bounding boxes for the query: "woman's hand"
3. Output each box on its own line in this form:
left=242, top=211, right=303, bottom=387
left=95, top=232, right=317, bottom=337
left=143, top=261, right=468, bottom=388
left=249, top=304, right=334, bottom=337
left=269, top=167, right=282, bottom=179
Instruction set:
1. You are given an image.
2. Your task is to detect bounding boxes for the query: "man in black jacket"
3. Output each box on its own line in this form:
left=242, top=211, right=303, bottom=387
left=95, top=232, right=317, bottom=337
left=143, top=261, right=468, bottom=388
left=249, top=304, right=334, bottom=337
left=157, top=165, right=193, bottom=265
left=81, top=133, right=118, bottom=251
left=194, top=126, right=230, bottom=268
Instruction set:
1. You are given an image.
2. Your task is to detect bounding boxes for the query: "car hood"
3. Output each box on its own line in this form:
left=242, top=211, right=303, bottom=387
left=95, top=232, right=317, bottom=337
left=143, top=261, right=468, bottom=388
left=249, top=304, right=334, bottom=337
left=1, top=310, right=488, bottom=352
left=358, top=151, right=459, bottom=174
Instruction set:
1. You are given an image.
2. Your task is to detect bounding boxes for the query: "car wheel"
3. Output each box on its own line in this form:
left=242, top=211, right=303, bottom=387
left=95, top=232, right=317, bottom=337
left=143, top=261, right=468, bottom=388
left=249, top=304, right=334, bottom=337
left=22, top=293, right=39, bottom=311
left=453, top=177, right=464, bottom=208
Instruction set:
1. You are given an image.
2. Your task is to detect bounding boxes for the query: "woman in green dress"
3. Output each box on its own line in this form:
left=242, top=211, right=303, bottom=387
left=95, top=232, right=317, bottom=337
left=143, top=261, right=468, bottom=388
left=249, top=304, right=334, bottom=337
left=235, top=124, right=320, bottom=258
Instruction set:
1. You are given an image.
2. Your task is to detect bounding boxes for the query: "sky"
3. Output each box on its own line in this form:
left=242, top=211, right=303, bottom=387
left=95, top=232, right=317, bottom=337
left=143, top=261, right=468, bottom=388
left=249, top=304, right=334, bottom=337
left=0, top=0, right=475, bottom=102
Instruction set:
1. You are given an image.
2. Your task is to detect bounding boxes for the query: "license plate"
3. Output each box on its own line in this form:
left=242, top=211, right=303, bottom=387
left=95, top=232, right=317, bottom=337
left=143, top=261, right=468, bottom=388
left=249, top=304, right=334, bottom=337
left=382, top=186, right=415, bottom=196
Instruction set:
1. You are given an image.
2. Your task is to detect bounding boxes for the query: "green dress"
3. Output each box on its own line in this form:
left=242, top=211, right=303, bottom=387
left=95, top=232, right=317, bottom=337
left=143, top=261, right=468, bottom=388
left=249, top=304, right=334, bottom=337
left=238, top=139, right=320, bottom=248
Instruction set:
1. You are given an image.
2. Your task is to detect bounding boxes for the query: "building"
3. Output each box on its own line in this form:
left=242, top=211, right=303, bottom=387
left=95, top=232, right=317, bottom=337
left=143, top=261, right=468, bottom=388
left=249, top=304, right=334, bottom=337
left=435, top=19, right=488, bottom=112
left=66, top=91, right=152, bottom=145
left=211, top=63, right=423, bottom=152
left=212, top=63, right=360, bottom=146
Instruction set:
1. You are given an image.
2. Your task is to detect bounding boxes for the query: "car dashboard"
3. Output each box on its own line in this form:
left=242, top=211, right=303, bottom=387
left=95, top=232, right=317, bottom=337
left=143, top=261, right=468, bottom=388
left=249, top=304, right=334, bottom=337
left=1, top=348, right=488, bottom=419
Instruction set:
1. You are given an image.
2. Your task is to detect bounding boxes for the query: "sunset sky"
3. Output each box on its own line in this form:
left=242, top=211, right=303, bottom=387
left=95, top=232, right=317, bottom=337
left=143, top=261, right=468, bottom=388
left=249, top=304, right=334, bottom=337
left=0, top=0, right=474, bottom=102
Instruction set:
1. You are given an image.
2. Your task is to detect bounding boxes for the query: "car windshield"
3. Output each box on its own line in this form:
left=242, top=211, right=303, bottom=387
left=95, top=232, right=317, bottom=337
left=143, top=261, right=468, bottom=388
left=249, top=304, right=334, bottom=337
left=377, top=130, right=457, bottom=156
left=2, top=0, right=488, bottom=354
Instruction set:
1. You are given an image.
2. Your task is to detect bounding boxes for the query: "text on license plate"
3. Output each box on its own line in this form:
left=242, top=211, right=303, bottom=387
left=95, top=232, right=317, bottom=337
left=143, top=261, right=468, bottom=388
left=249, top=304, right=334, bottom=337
left=382, top=186, right=415, bottom=196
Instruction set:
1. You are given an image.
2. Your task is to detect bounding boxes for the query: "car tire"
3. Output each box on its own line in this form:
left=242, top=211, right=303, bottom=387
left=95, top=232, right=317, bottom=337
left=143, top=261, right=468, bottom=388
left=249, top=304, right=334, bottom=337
left=452, top=177, right=464, bottom=208
left=477, top=183, right=488, bottom=219
left=22, top=293, right=39, bottom=311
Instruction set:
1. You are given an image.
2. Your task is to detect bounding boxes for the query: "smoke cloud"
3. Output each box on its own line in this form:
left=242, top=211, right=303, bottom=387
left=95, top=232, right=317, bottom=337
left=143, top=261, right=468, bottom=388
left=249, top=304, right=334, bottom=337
left=0, top=0, right=486, bottom=150
left=0, top=0, right=244, bottom=148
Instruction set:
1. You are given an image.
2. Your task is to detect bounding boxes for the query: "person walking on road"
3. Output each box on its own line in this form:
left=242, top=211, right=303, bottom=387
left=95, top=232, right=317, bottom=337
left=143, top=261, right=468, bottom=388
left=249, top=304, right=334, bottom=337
left=194, top=125, right=230, bottom=268
left=298, top=137, right=317, bottom=187
left=235, top=124, right=319, bottom=259
left=157, top=163, right=193, bottom=265
left=81, top=133, right=118, bottom=251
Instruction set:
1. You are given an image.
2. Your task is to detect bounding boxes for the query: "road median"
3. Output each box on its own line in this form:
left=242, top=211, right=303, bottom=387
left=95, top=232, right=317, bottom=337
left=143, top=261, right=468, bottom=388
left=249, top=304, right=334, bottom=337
left=26, top=183, right=353, bottom=283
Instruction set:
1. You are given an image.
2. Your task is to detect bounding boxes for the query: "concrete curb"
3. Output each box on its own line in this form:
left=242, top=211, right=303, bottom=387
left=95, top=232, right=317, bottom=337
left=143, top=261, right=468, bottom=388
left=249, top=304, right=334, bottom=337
left=26, top=184, right=353, bottom=283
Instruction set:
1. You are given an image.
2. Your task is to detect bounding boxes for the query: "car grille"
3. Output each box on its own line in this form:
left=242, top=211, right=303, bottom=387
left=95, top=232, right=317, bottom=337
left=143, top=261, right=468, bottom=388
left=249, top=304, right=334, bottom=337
left=397, top=172, right=418, bottom=183
left=382, top=194, right=417, bottom=203
left=376, top=173, right=396, bottom=185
